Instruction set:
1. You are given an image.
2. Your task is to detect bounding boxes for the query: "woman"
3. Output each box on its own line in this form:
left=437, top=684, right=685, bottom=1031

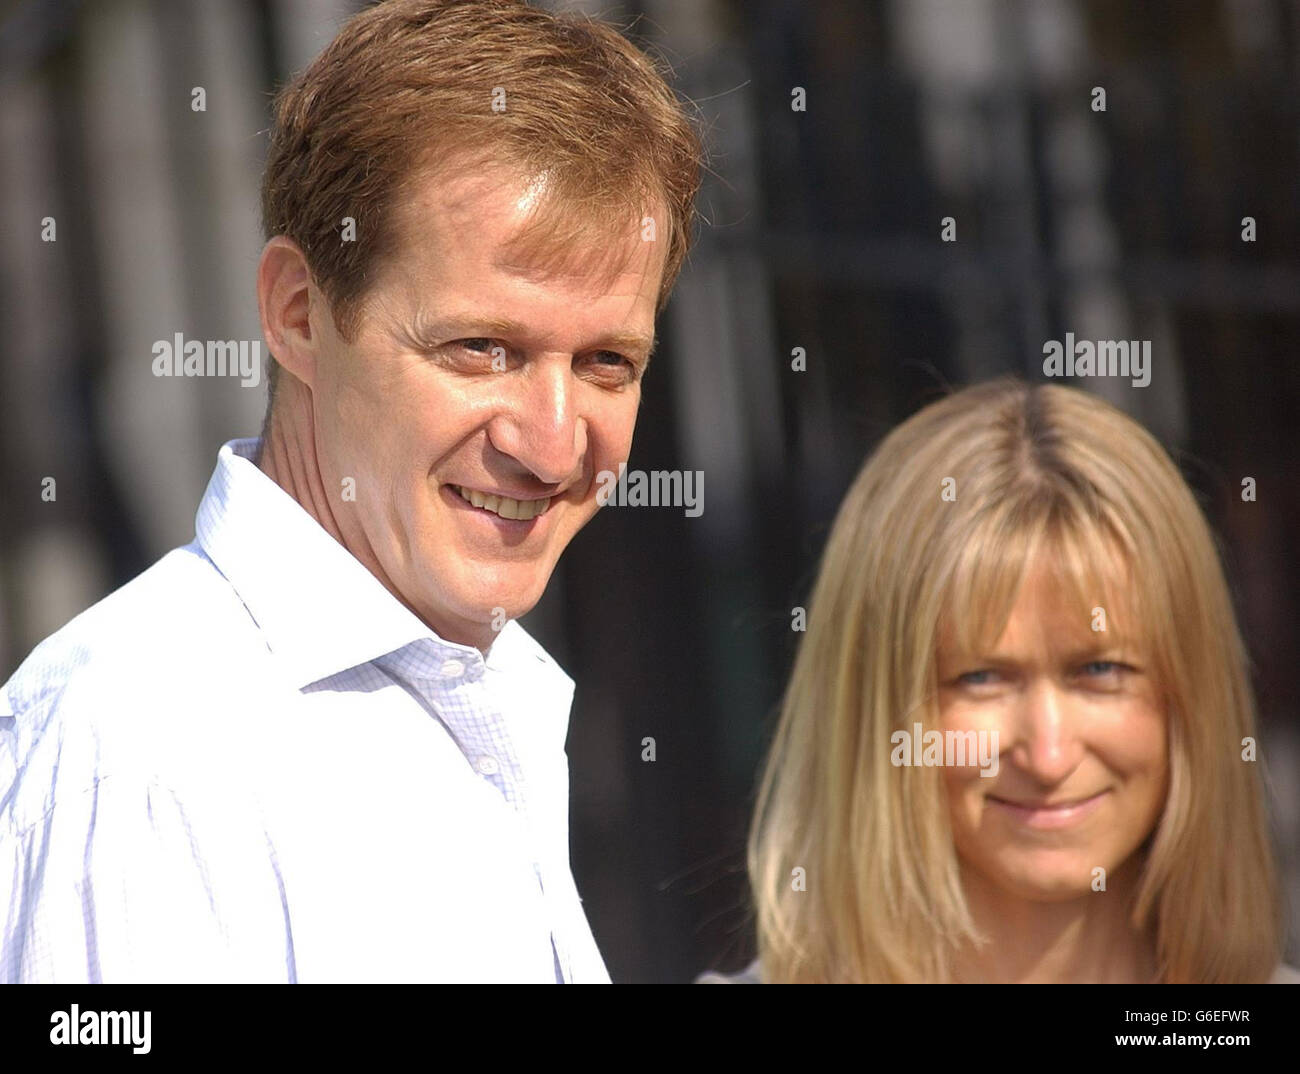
left=704, top=379, right=1297, bottom=983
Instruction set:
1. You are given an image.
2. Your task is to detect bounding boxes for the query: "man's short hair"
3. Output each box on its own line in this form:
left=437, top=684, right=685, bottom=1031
left=259, top=0, right=703, bottom=399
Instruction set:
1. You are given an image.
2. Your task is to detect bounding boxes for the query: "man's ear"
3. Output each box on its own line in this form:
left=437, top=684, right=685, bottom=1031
left=258, top=236, right=322, bottom=389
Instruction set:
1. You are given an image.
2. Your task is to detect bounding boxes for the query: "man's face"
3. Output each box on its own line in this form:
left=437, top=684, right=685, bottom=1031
left=307, top=164, right=665, bottom=648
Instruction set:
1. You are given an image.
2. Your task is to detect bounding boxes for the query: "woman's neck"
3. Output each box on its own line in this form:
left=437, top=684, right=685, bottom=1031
left=951, top=862, right=1158, bottom=984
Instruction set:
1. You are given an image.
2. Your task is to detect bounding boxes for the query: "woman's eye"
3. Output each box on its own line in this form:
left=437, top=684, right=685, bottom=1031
left=1080, top=660, right=1127, bottom=677
left=957, top=669, right=997, bottom=687
left=1074, top=661, right=1139, bottom=692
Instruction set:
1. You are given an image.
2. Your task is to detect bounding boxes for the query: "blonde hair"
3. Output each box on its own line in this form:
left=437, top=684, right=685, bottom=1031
left=749, top=379, right=1282, bottom=982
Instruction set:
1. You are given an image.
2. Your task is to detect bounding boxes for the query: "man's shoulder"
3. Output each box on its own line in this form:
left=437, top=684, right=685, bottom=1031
left=695, top=959, right=763, bottom=984
left=1, top=543, right=268, bottom=805
left=1, top=541, right=277, bottom=838
left=2, top=542, right=253, bottom=716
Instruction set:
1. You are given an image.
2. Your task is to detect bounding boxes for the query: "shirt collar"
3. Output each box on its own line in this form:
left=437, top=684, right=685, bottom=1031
left=195, top=438, right=536, bottom=691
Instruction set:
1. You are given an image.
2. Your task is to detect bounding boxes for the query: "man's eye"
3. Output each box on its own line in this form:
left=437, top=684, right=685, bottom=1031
left=581, top=350, right=640, bottom=384
left=459, top=338, right=496, bottom=353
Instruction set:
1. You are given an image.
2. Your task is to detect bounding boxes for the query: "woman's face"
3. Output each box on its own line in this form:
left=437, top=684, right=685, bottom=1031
left=936, top=560, right=1169, bottom=901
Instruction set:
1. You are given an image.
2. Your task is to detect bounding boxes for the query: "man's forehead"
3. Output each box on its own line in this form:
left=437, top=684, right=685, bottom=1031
left=402, top=156, right=532, bottom=218
left=365, top=162, right=668, bottom=341
left=488, top=242, right=663, bottom=298
left=399, top=159, right=638, bottom=239
left=397, top=158, right=660, bottom=266
left=384, top=169, right=526, bottom=264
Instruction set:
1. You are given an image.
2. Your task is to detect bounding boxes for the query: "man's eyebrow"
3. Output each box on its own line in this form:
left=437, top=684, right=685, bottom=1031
left=408, top=315, right=657, bottom=359
left=408, top=315, right=525, bottom=342
left=599, top=331, right=658, bottom=360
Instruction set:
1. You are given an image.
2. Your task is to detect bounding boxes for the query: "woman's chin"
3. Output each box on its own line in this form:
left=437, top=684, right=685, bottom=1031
left=977, top=856, right=1110, bottom=903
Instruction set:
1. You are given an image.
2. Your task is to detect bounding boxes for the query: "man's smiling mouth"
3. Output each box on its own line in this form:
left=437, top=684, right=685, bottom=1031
left=454, top=485, right=552, bottom=521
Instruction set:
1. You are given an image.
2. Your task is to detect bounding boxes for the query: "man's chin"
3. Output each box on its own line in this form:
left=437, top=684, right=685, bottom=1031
left=449, top=584, right=547, bottom=631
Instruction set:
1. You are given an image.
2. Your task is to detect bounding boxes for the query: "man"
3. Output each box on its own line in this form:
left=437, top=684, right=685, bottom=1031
left=0, top=0, right=700, bottom=982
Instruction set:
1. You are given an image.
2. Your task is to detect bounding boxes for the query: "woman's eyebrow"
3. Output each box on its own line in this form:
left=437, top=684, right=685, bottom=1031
left=937, top=643, right=1133, bottom=666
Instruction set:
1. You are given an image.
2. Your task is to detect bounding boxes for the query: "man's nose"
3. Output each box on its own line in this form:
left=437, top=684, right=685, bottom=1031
left=488, top=359, right=586, bottom=486
left=1008, top=679, right=1082, bottom=786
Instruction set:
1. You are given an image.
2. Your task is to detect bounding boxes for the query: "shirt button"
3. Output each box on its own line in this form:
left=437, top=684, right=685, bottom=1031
left=475, top=755, right=500, bottom=776
left=439, top=659, right=465, bottom=679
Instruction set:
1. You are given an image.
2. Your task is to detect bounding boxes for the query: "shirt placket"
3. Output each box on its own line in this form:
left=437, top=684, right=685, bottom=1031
left=419, top=646, right=571, bottom=982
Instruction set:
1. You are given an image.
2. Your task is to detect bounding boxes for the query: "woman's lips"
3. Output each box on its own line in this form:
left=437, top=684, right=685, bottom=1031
left=987, top=790, right=1110, bottom=829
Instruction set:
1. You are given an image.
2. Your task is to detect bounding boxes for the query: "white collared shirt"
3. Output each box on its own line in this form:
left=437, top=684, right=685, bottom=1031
left=1, top=439, right=610, bottom=983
